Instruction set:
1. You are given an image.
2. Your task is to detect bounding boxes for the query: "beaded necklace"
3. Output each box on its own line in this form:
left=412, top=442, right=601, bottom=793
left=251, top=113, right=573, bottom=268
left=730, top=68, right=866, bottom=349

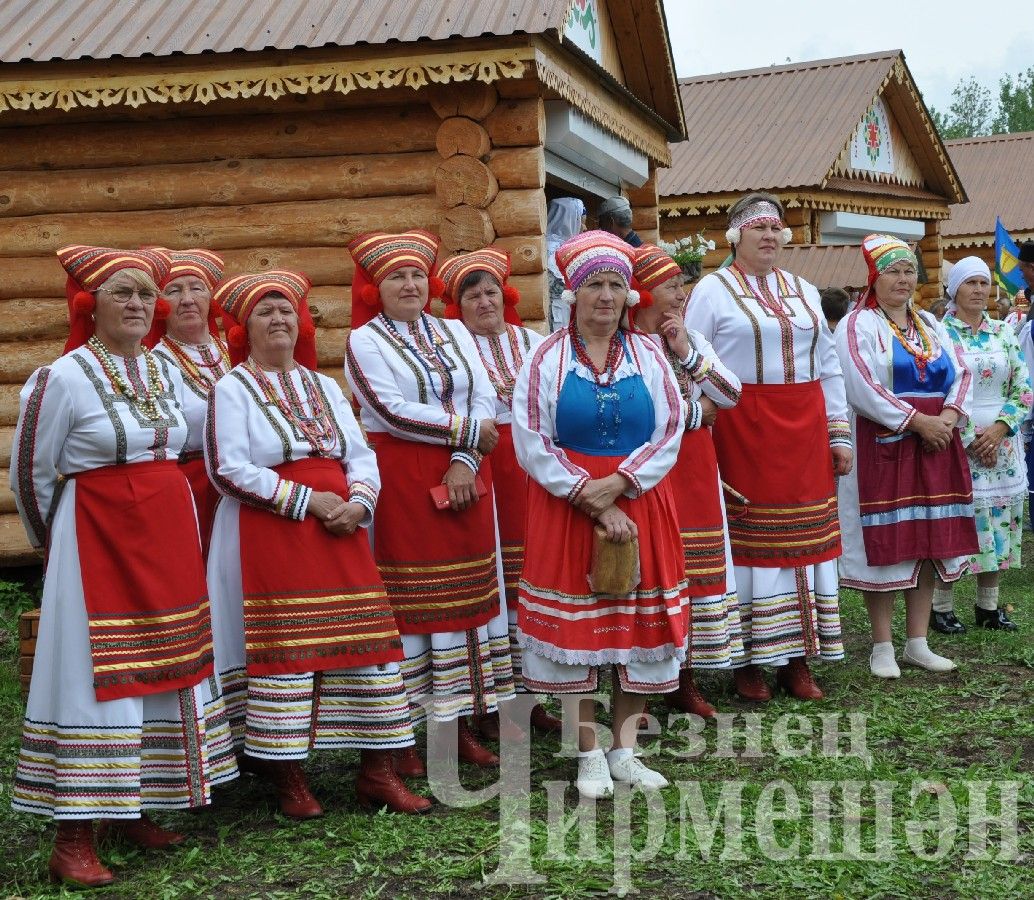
left=378, top=312, right=455, bottom=404
left=569, top=322, right=624, bottom=385
left=879, top=305, right=935, bottom=381
left=732, top=264, right=811, bottom=332
left=244, top=359, right=338, bottom=456
left=88, top=335, right=165, bottom=420
left=474, top=325, right=523, bottom=406
left=162, top=336, right=230, bottom=395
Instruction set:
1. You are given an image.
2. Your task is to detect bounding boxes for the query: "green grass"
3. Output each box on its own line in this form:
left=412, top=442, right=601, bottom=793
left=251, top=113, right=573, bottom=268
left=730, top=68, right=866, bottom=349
left=0, top=538, right=1031, bottom=900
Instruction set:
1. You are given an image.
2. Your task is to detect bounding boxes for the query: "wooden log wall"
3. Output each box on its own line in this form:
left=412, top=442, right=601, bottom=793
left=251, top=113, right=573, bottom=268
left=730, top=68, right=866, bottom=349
left=0, top=82, right=555, bottom=566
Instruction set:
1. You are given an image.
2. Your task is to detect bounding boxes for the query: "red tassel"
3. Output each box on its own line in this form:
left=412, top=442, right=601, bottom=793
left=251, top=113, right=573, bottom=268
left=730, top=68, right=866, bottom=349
left=443, top=303, right=461, bottom=320
left=502, top=284, right=520, bottom=307
left=228, top=324, right=247, bottom=349
left=637, top=288, right=655, bottom=309
left=72, top=290, right=95, bottom=314
left=153, top=298, right=171, bottom=320
left=361, top=284, right=381, bottom=306
left=428, top=275, right=446, bottom=299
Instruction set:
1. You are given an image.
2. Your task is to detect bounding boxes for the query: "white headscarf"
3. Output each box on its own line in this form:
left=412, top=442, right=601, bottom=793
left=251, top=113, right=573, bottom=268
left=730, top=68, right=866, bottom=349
left=546, top=197, right=585, bottom=279
left=946, top=256, right=991, bottom=304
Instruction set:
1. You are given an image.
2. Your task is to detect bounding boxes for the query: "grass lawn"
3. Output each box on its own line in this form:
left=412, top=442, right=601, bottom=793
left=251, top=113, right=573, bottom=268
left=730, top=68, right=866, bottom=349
left=0, top=534, right=1030, bottom=899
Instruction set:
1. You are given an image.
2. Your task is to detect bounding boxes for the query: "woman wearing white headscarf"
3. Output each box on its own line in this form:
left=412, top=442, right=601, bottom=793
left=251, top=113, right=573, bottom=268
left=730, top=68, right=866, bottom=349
left=546, top=197, right=587, bottom=332
left=931, top=257, right=1032, bottom=633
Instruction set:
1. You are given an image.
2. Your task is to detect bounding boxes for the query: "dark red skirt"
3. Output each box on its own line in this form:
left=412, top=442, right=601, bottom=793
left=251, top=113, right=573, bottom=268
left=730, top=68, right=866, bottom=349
left=368, top=432, right=500, bottom=634
left=712, top=381, right=841, bottom=568
left=179, top=453, right=218, bottom=559
left=238, top=457, right=403, bottom=676
left=73, top=460, right=213, bottom=701
left=855, top=397, right=978, bottom=566
left=492, top=424, right=528, bottom=604
left=668, top=427, right=727, bottom=596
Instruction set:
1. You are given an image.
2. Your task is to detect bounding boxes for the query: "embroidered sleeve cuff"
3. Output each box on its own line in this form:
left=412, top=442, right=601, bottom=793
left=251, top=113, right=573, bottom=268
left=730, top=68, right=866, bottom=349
left=349, top=481, right=379, bottom=516
left=827, top=418, right=851, bottom=447
left=567, top=474, right=590, bottom=505
left=617, top=467, right=644, bottom=499
left=275, top=480, right=310, bottom=521
left=944, top=403, right=966, bottom=423
left=683, top=351, right=712, bottom=382
left=995, top=415, right=1018, bottom=436
left=450, top=450, right=481, bottom=473
left=686, top=400, right=703, bottom=431
left=896, top=407, right=917, bottom=435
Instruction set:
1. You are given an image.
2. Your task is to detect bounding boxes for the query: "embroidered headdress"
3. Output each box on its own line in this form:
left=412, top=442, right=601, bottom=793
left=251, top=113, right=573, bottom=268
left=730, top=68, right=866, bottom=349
left=438, top=246, right=522, bottom=326
left=144, top=247, right=226, bottom=346
left=725, top=199, right=793, bottom=247
left=347, top=229, right=443, bottom=329
left=857, top=234, right=918, bottom=308
left=213, top=270, right=316, bottom=368
left=57, top=244, right=172, bottom=354
left=554, top=230, right=639, bottom=307
left=626, top=243, right=683, bottom=328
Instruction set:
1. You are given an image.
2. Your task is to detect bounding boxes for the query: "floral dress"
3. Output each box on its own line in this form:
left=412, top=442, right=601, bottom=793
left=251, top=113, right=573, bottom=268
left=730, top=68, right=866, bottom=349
left=943, top=313, right=1033, bottom=573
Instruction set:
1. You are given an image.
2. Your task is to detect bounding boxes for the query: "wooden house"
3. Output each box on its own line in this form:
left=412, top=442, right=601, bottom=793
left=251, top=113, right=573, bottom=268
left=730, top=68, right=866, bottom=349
left=658, top=51, right=966, bottom=298
left=0, top=0, right=685, bottom=565
left=942, top=131, right=1034, bottom=274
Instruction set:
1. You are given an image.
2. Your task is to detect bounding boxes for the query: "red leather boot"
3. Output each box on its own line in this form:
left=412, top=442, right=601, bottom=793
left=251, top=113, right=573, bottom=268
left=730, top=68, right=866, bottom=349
left=776, top=657, right=824, bottom=700
left=472, top=711, right=501, bottom=741
left=270, top=761, right=324, bottom=819
left=457, top=717, right=499, bottom=767
left=530, top=703, right=562, bottom=733
left=99, top=813, right=185, bottom=849
left=48, top=821, right=115, bottom=888
left=733, top=664, right=772, bottom=702
left=356, top=750, right=433, bottom=814
left=393, top=746, right=426, bottom=778
left=666, top=670, right=717, bottom=718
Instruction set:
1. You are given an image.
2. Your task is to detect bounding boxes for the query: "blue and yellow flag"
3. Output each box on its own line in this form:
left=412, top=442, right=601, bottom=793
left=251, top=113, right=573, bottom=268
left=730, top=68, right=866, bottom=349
left=994, top=218, right=1028, bottom=294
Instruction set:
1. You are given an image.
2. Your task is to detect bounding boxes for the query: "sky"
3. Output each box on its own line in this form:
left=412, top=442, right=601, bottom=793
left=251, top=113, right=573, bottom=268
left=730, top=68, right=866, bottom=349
left=662, top=0, right=1034, bottom=117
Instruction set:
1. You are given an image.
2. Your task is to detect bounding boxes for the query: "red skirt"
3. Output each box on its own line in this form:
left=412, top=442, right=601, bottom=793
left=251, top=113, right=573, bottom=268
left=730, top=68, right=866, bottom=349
left=237, top=457, right=403, bottom=676
left=712, top=381, right=841, bottom=568
left=368, top=432, right=500, bottom=634
left=856, top=397, right=978, bottom=566
left=668, top=427, right=727, bottom=596
left=518, top=450, right=689, bottom=662
left=179, top=453, right=218, bottom=559
left=492, top=424, right=528, bottom=604
left=73, top=460, right=213, bottom=701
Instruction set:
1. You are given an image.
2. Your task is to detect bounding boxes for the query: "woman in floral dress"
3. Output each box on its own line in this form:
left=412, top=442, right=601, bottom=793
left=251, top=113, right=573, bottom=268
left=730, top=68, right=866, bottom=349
left=932, top=257, right=1032, bottom=633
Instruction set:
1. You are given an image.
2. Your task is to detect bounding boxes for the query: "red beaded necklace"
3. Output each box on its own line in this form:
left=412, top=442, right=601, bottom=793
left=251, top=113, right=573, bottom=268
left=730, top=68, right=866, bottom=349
left=569, top=322, right=624, bottom=384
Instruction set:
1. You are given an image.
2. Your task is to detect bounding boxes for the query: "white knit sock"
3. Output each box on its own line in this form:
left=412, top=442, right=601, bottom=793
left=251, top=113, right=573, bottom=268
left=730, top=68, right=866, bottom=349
left=869, top=641, right=900, bottom=678
left=903, top=637, right=956, bottom=672
left=932, top=587, right=956, bottom=613
left=976, top=586, right=999, bottom=611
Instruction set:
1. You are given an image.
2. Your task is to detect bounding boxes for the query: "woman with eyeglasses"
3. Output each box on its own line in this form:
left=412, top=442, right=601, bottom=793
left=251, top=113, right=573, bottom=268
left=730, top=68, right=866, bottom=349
left=8, top=245, right=237, bottom=887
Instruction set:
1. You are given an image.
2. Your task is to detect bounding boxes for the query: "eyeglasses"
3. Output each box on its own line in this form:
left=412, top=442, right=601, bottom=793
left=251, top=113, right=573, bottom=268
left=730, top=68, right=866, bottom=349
left=99, top=287, right=159, bottom=304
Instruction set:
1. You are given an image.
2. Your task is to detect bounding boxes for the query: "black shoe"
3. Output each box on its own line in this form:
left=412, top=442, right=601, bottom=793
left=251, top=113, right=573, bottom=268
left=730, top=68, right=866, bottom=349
left=974, top=605, right=1018, bottom=631
left=930, top=610, right=966, bottom=634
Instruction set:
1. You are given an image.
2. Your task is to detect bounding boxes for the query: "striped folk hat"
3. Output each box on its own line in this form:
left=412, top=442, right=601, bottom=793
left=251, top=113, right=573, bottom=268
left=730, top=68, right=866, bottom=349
left=437, top=246, right=522, bottom=325
left=213, top=270, right=315, bottom=368
left=57, top=245, right=173, bottom=354
left=858, top=234, right=918, bottom=308
left=554, top=229, right=638, bottom=306
left=347, top=229, right=443, bottom=328
left=144, top=247, right=226, bottom=345
left=632, top=244, right=682, bottom=292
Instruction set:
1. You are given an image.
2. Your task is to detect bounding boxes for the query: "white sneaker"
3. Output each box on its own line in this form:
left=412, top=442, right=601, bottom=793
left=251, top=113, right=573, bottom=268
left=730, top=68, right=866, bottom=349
left=869, top=643, right=900, bottom=679
left=902, top=642, right=957, bottom=673
left=576, top=750, right=614, bottom=799
left=607, top=752, right=669, bottom=790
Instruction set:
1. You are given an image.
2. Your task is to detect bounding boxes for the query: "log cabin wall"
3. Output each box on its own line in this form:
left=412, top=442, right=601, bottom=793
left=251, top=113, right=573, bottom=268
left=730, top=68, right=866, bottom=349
left=0, top=75, right=551, bottom=565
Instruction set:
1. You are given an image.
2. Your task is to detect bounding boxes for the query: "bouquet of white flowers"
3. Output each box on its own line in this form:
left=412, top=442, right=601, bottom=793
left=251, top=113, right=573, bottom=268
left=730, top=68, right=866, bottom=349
left=658, top=234, right=716, bottom=278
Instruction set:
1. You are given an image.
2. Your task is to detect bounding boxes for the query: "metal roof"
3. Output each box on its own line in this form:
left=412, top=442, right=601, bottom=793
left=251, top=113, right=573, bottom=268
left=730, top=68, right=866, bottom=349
left=0, top=0, right=569, bottom=63
left=943, top=131, right=1034, bottom=240
left=777, top=244, right=870, bottom=290
left=659, top=51, right=902, bottom=198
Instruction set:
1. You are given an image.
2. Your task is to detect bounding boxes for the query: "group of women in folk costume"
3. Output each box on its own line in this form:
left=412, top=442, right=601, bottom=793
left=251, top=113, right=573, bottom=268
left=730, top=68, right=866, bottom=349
left=10, top=200, right=1027, bottom=884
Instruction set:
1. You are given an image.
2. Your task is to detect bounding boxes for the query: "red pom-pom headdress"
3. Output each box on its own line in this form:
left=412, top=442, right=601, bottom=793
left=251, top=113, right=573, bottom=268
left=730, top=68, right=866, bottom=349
left=346, top=229, right=441, bottom=329
left=437, top=246, right=523, bottom=327
left=56, top=245, right=172, bottom=353
left=212, top=270, right=315, bottom=368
